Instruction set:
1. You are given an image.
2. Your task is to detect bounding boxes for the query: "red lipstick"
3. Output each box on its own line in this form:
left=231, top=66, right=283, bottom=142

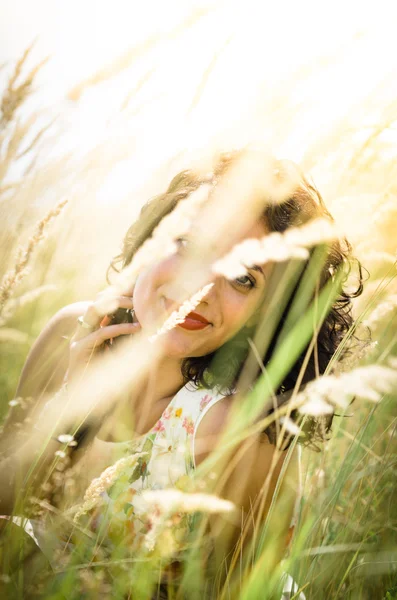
left=178, top=311, right=210, bottom=331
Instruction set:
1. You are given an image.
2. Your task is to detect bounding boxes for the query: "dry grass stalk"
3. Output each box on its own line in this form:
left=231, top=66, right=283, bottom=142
left=73, top=453, right=147, bottom=521
left=0, top=120, right=54, bottom=199
left=1, top=116, right=37, bottom=162
left=213, top=217, right=338, bottom=279
left=0, top=43, right=48, bottom=128
left=360, top=250, right=397, bottom=267
left=0, top=328, right=32, bottom=344
left=68, top=8, right=209, bottom=102
left=150, top=282, right=214, bottom=340
left=137, top=488, right=235, bottom=515
left=115, top=184, right=212, bottom=297
left=297, top=360, right=397, bottom=416
left=362, top=293, right=397, bottom=333
left=0, top=199, right=68, bottom=316
left=0, top=283, right=57, bottom=326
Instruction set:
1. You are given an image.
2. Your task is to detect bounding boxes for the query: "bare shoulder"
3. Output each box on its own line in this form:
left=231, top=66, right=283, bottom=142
left=16, top=301, right=92, bottom=398
left=39, top=301, right=92, bottom=336
left=194, top=393, right=301, bottom=566
left=195, top=393, right=300, bottom=512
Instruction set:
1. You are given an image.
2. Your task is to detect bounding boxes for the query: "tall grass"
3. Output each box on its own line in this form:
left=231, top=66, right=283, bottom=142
left=0, top=28, right=396, bottom=600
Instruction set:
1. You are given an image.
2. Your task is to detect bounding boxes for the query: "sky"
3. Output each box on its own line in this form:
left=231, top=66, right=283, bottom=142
left=1, top=0, right=396, bottom=180
left=1, top=0, right=396, bottom=276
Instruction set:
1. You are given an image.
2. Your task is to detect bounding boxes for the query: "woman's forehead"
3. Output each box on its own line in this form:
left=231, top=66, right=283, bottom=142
left=233, top=219, right=268, bottom=245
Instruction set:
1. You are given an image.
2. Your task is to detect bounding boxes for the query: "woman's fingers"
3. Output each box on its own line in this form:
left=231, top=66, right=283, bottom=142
left=68, top=321, right=141, bottom=382
left=68, top=322, right=141, bottom=379
left=75, top=322, right=141, bottom=349
left=68, top=290, right=137, bottom=382
left=74, top=295, right=134, bottom=339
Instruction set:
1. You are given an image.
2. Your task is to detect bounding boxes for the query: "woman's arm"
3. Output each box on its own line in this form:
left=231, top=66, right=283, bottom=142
left=0, top=302, right=89, bottom=514
left=1, top=294, right=141, bottom=514
left=15, top=301, right=90, bottom=400
left=194, top=397, right=300, bottom=581
left=224, top=437, right=299, bottom=573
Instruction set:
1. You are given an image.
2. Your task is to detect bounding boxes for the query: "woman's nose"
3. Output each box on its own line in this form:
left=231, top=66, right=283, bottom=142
left=199, top=274, right=223, bottom=305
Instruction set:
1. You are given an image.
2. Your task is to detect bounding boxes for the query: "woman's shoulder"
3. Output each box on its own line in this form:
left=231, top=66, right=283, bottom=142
left=24, top=300, right=92, bottom=360
left=15, top=301, right=92, bottom=398
left=41, top=301, right=92, bottom=334
left=195, top=391, right=301, bottom=508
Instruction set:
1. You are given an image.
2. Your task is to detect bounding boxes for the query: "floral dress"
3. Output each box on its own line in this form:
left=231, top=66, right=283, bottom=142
left=78, top=383, right=230, bottom=558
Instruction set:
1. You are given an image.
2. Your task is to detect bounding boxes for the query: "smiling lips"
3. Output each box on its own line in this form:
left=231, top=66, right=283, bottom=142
left=178, top=311, right=210, bottom=331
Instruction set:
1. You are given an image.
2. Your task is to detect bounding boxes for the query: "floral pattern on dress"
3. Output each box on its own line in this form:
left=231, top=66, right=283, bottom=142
left=182, top=416, right=194, bottom=435
left=153, top=419, right=165, bottom=433
left=199, top=394, right=212, bottom=411
left=83, top=386, right=227, bottom=557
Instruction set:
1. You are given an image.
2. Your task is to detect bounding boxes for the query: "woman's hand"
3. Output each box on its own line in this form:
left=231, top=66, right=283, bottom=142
left=68, top=289, right=141, bottom=383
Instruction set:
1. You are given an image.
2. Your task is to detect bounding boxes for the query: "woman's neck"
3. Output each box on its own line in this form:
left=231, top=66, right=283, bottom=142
left=143, top=354, right=185, bottom=404
left=97, top=354, right=185, bottom=442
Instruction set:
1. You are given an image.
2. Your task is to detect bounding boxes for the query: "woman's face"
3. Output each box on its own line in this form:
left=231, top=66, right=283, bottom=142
left=133, top=219, right=270, bottom=359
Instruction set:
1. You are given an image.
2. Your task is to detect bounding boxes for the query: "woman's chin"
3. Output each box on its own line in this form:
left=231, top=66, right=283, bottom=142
left=158, top=327, right=210, bottom=360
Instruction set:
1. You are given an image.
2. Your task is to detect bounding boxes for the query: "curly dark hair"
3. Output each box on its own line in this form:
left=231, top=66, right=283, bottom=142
left=108, top=150, right=364, bottom=447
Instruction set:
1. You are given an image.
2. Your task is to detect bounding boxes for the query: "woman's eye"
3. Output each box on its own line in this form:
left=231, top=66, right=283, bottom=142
left=233, top=274, right=256, bottom=290
left=175, top=237, right=189, bottom=250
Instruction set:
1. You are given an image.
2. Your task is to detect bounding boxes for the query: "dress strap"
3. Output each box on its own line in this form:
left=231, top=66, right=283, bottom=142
left=158, top=383, right=227, bottom=423
left=144, top=384, right=231, bottom=473
left=190, top=387, right=230, bottom=469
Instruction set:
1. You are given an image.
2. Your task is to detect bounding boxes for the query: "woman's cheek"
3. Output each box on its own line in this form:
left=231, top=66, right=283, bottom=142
left=132, top=267, right=160, bottom=327
left=132, top=273, right=149, bottom=327
left=132, top=257, right=177, bottom=327
left=221, top=297, right=258, bottom=341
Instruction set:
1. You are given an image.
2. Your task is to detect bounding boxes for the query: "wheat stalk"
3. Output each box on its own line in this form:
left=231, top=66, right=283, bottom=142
left=0, top=43, right=48, bottom=128
left=149, top=282, right=214, bottom=341
left=297, top=359, right=397, bottom=415
left=213, top=217, right=338, bottom=278
left=0, top=283, right=57, bottom=326
left=73, top=453, right=147, bottom=521
left=362, top=294, right=397, bottom=333
left=0, top=199, right=68, bottom=316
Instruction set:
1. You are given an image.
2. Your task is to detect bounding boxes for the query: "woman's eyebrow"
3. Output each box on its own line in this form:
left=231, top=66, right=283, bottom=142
left=250, top=264, right=265, bottom=277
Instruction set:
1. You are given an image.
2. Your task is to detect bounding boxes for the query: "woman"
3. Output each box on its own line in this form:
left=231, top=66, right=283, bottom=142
left=0, top=149, right=362, bottom=597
